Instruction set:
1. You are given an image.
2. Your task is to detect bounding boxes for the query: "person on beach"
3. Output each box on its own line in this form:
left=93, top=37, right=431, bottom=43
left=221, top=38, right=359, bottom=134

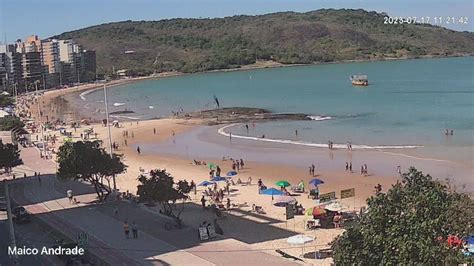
left=361, top=165, right=364, bottom=175
left=245, top=124, right=249, bottom=134
left=349, top=162, right=352, bottom=172
left=295, top=130, right=298, bottom=137
left=364, top=164, right=368, bottom=176
left=229, top=132, right=232, bottom=142
left=201, top=196, right=206, bottom=209
left=38, top=174, right=41, bottom=186
left=397, top=166, right=402, bottom=176
left=132, top=221, right=138, bottom=239
left=445, top=129, right=449, bottom=136
left=227, top=198, right=231, bottom=211
left=136, top=146, right=141, bottom=155
left=450, top=129, right=454, bottom=136
left=153, top=128, right=156, bottom=134
left=236, top=161, right=240, bottom=171
left=240, top=159, right=244, bottom=169
left=345, top=162, right=349, bottom=171
left=123, top=221, right=130, bottom=239
left=113, top=206, right=119, bottom=216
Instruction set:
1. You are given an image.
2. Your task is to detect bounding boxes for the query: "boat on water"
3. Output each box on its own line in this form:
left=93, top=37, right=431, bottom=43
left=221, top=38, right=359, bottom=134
left=350, top=75, right=368, bottom=86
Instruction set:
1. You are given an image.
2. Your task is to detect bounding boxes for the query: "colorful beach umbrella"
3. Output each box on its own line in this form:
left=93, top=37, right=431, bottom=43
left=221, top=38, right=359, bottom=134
left=208, top=163, right=216, bottom=170
left=309, top=178, right=324, bottom=186
left=198, top=181, right=216, bottom=187
left=305, top=207, right=326, bottom=217
left=273, top=195, right=297, bottom=207
left=211, top=176, right=226, bottom=182
left=260, top=188, right=284, bottom=196
left=275, top=180, right=291, bottom=187
left=227, top=171, right=237, bottom=176
left=287, top=235, right=315, bottom=256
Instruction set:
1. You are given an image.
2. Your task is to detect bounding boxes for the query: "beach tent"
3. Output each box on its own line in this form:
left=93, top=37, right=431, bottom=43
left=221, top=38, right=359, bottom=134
left=309, top=178, right=324, bottom=186
left=276, top=180, right=291, bottom=188
left=287, top=235, right=315, bottom=256
left=1, top=91, right=9, bottom=96
left=211, top=176, right=226, bottom=182
left=273, top=195, right=296, bottom=207
left=226, top=170, right=237, bottom=176
left=260, top=188, right=284, bottom=196
left=198, top=181, right=216, bottom=187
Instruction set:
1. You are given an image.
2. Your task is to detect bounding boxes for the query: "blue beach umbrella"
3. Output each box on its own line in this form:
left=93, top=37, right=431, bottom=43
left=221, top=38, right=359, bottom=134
left=211, top=176, right=226, bottom=182
left=227, top=171, right=238, bottom=176
left=309, top=179, right=325, bottom=186
left=198, top=181, right=216, bottom=187
left=260, top=188, right=284, bottom=196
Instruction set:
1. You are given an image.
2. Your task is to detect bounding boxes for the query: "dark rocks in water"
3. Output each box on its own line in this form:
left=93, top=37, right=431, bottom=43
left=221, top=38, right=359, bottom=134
left=110, top=110, right=135, bottom=115
left=177, top=107, right=311, bottom=124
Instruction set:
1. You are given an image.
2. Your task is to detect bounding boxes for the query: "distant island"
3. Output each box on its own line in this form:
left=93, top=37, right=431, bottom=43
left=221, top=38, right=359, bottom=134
left=54, top=9, right=474, bottom=75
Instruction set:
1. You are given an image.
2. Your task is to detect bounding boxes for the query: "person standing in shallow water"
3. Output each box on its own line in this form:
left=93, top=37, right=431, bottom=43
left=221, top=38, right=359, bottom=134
left=136, top=146, right=141, bottom=155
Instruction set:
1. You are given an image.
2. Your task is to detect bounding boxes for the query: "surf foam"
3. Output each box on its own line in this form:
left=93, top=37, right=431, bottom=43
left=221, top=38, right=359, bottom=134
left=217, top=124, right=422, bottom=150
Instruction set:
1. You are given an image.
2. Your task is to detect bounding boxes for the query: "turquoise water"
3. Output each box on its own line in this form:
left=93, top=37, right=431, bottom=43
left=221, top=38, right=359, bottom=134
left=78, top=57, right=474, bottom=160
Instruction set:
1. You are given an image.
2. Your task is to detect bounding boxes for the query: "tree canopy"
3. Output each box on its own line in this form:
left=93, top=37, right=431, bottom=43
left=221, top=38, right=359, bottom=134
left=56, top=141, right=127, bottom=200
left=0, top=96, right=13, bottom=108
left=137, top=169, right=191, bottom=222
left=332, top=167, right=474, bottom=264
left=0, top=116, right=25, bottom=131
left=0, top=141, right=22, bottom=173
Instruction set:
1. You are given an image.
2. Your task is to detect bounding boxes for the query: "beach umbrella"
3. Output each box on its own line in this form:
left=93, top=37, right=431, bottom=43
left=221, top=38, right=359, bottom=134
left=287, top=235, right=315, bottom=256
left=309, top=178, right=324, bottom=186
left=324, top=202, right=345, bottom=212
left=273, top=195, right=296, bottom=207
left=260, top=188, right=284, bottom=196
left=211, top=176, right=226, bottom=182
left=227, top=170, right=237, bottom=176
left=208, top=163, right=216, bottom=170
left=198, top=181, right=216, bottom=187
left=275, top=180, right=291, bottom=187
left=305, top=207, right=326, bottom=217
left=1, top=91, right=10, bottom=96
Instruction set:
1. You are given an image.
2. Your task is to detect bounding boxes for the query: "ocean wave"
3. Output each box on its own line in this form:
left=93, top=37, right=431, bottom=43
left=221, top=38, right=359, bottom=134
left=307, top=115, right=332, bottom=121
left=113, top=102, right=126, bottom=107
left=217, top=124, right=422, bottom=150
left=110, top=115, right=140, bottom=120
left=79, top=89, right=96, bottom=101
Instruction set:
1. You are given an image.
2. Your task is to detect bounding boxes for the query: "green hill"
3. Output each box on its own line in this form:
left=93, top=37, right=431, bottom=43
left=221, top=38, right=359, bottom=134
left=53, top=9, right=474, bottom=75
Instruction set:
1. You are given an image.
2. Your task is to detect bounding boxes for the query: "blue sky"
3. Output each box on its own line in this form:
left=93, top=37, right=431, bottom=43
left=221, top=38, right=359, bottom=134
left=0, top=0, right=472, bottom=42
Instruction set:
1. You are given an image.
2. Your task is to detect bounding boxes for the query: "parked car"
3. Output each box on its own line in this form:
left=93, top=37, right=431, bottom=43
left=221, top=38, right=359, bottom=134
left=12, top=206, right=30, bottom=223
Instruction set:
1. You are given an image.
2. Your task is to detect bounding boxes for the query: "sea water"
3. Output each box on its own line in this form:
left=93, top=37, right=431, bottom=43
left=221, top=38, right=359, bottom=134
left=77, top=57, right=474, bottom=165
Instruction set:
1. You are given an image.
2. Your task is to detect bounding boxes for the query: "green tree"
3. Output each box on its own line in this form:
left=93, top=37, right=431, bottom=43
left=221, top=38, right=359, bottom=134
left=332, top=167, right=474, bottom=264
left=0, top=116, right=25, bottom=131
left=56, top=141, right=127, bottom=200
left=0, top=141, right=22, bottom=174
left=137, top=169, right=191, bottom=223
left=0, top=96, right=13, bottom=108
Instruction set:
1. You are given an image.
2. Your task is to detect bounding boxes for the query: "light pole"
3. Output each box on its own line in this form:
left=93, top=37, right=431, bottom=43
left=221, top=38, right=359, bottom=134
left=35, top=81, right=46, bottom=158
left=103, top=83, right=116, bottom=190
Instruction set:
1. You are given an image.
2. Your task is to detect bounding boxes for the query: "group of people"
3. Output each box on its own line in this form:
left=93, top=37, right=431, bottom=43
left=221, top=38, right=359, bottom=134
left=445, top=129, right=454, bottom=136
left=360, top=164, right=369, bottom=176
left=231, top=159, right=245, bottom=171
left=123, top=220, right=139, bottom=239
left=345, top=162, right=353, bottom=172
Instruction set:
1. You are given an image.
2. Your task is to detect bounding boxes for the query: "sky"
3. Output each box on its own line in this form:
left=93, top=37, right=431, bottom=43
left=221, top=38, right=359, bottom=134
left=0, top=0, right=472, bottom=42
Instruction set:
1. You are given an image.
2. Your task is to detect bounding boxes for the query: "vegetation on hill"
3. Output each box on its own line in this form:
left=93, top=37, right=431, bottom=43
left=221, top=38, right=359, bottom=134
left=332, top=167, right=474, bottom=264
left=54, top=9, right=474, bottom=75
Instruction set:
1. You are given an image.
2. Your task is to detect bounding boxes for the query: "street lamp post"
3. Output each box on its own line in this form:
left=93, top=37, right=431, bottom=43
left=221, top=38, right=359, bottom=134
left=103, top=83, right=116, bottom=190
left=35, top=81, right=46, bottom=158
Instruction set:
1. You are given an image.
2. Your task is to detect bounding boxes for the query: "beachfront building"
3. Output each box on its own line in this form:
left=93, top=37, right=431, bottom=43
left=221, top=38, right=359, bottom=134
left=0, top=36, right=97, bottom=91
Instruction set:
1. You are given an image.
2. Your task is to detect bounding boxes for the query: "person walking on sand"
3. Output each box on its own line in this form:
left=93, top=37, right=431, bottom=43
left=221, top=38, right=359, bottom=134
left=361, top=165, right=364, bottom=176
left=226, top=198, right=231, bottom=211
left=345, top=162, right=349, bottom=171
left=123, top=221, right=130, bottom=239
left=364, top=164, right=368, bottom=176
left=397, top=165, right=402, bottom=177
left=136, top=146, right=141, bottom=155
left=132, top=221, right=138, bottom=239
left=349, top=162, right=352, bottom=172
left=153, top=128, right=156, bottom=134
left=240, top=159, right=244, bottom=169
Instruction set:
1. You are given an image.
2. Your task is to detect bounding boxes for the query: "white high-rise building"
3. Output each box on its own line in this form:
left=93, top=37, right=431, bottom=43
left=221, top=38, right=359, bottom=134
left=58, top=40, right=76, bottom=63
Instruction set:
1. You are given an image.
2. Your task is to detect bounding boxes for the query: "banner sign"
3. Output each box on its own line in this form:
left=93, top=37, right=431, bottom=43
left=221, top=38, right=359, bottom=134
left=341, top=188, right=355, bottom=199
left=286, top=204, right=295, bottom=220
left=319, top=191, right=336, bottom=203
